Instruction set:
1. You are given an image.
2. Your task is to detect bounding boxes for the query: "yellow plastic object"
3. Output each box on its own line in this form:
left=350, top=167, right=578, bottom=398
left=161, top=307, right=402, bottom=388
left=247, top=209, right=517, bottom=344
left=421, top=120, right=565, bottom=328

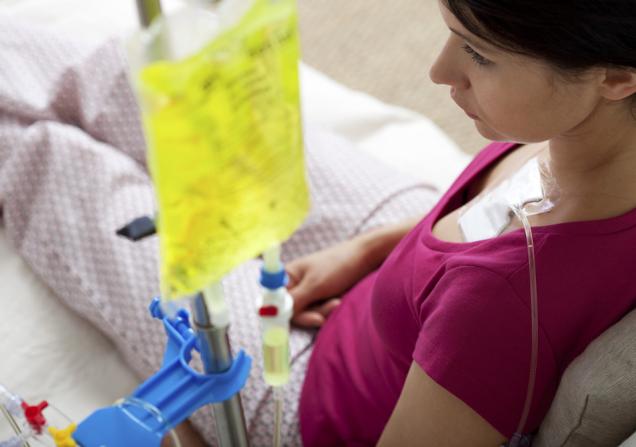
left=262, top=326, right=290, bottom=386
left=136, top=0, right=309, bottom=299
left=48, top=423, right=77, bottom=447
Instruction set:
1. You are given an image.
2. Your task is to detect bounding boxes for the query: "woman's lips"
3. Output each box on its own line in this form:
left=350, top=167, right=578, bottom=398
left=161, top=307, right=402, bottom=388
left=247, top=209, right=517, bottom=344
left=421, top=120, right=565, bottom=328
left=464, top=109, right=479, bottom=120
left=450, top=89, right=479, bottom=120
left=456, top=101, right=480, bottom=120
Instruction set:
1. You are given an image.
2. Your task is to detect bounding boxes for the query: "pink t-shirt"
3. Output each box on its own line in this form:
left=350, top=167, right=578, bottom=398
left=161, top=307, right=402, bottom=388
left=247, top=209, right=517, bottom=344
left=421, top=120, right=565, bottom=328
left=299, top=141, right=636, bottom=445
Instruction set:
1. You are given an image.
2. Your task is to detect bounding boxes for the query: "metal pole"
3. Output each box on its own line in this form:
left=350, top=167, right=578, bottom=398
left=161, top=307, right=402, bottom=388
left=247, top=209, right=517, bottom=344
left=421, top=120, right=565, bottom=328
left=191, top=292, right=250, bottom=447
left=136, top=0, right=162, bottom=27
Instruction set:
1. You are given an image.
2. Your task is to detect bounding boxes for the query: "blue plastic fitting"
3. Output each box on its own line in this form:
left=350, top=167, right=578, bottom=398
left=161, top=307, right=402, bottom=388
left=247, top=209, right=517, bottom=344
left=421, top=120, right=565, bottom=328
left=259, top=267, right=288, bottom=290
left=73, top=298, right=252, bottom=447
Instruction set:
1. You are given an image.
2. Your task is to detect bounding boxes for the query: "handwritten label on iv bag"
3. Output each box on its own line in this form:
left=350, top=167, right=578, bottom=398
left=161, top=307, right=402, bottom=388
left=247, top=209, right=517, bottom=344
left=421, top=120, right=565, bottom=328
left=137, top=0, right=309, bottom=299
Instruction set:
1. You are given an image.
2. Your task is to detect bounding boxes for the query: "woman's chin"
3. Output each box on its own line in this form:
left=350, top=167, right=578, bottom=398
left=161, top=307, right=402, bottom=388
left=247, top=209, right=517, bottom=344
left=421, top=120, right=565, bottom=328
left=473, top=118, right=506, bottom=141
left=474, top=120, right=547, bottom=144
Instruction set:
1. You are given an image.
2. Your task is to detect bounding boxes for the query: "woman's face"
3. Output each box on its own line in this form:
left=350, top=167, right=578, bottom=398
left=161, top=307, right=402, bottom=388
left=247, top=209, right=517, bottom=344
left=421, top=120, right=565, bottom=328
left=430, top=2, right=603, bottom=143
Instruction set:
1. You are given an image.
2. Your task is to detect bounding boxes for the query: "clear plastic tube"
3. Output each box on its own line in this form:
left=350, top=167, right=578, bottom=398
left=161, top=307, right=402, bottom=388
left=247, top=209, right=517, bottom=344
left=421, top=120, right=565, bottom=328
left=509, top=206, right=539, bottom=447
left=0, top=433, right=31, bottom=447
left=0, top=384, right=22, bottom=418
left=169, top=428, right=183, bottom=447
left=455, top=151, right=556, bottom=446
left=114, top=398, right=182, bottom=447
left=272, top=386, right=283, bottom=447
left=263, top=245, right=282, bottom=273
left=0, top=404, right=29, bottom=446
left=259, top=246, right=291, bottom=446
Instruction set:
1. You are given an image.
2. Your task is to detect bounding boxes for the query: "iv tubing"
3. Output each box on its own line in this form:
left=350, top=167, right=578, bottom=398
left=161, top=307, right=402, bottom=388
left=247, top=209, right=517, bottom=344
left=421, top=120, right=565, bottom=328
left=273, top=386, right=283, bottom=447
left=509, top=207, right=539, bottom=447
left=114, top=397, right=183, bottom=447
left=0, top=405, right=29, bottom=447
left=263, top=245, right=282, bottom=273
left=261, top=245, right=288, bottom=446
left=169, top=429, right=183, bottom=447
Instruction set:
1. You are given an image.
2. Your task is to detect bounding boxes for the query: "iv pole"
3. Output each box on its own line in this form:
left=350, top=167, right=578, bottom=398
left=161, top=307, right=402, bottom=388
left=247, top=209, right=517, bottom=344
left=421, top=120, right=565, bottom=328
left=133, top=1, right=250, bottom=445
left=192, top=290, right=250, bottom=447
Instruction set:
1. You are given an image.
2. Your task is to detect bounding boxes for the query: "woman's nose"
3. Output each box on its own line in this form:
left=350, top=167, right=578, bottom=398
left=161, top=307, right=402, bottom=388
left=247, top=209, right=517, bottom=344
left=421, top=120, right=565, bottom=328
left=429, top=40, right=469, bottom=89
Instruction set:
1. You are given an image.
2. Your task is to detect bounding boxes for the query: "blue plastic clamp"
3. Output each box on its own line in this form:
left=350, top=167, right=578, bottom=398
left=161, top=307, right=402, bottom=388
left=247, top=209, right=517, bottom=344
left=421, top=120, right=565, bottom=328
left=73, top=298, right=252, bottom=447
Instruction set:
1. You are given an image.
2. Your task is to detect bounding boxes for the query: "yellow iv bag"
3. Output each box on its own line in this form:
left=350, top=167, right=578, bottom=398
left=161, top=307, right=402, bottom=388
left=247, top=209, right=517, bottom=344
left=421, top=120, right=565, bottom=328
left=136, top=0, right=309, bottom=299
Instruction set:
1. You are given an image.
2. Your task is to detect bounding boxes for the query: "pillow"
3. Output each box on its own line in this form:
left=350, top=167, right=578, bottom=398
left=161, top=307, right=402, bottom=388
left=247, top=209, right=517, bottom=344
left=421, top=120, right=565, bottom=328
left=620, top=430, right=636, bottom=446
left=534, top=308, right=636, bottom=447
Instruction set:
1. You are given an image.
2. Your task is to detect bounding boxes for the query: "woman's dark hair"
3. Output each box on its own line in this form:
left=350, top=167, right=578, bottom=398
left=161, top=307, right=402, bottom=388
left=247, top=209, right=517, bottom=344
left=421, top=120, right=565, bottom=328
left=443, top=0, right=636, bottom=72
left=443, top=0, right=636, bottom=110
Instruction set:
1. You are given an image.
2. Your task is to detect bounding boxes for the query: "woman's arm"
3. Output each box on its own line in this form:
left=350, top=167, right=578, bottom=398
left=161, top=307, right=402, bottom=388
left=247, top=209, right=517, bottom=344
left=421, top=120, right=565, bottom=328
left=287, top=215, right=423, bottom=327
left=377, top=362, right=507, bottom=447
left=355, top=216, right=423, bottom=271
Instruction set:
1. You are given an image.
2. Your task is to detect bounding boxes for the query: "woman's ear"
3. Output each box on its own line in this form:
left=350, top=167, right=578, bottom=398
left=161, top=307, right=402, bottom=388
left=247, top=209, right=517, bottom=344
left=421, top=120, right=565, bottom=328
left=599, top=67, right=636, bottom=101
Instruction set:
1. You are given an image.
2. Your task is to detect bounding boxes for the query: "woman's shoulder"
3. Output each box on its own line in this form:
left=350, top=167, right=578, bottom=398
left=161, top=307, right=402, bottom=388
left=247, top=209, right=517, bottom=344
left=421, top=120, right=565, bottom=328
left=439, top=141, right=519, bottom=201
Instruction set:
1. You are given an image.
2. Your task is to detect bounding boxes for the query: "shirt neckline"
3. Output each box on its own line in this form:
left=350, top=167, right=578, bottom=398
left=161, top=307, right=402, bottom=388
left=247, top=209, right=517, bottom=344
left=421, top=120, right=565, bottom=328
left=422, top=141, right=636, bottom=252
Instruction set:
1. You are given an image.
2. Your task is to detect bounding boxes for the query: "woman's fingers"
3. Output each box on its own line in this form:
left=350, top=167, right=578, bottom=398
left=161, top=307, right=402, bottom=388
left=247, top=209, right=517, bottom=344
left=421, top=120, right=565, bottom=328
left=285, top=263, right=303, bottom=290
left=285, top=263, right=318, bottom=313
left=291, top=298, right=342, bottom=328
left=288, top=278, right=322, bottom=315
left=292, top=310, right=325, bottom=328
left=316, top=298, right=341, bottom=317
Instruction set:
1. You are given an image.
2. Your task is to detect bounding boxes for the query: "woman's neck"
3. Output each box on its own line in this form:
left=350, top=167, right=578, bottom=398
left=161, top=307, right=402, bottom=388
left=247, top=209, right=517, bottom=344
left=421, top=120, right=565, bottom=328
left=546, top=100, right=636, bottom=218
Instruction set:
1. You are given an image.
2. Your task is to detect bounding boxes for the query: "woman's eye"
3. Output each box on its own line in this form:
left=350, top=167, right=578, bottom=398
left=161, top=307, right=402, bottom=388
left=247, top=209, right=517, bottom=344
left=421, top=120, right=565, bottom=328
left=462, top=43, right=491, bottom=67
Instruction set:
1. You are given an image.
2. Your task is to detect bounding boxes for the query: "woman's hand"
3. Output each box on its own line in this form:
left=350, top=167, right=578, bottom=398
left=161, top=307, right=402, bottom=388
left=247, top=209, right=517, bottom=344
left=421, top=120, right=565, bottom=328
left=286, top=216, right=423, bottom=328
left=286, top=239, right=373, bottom=328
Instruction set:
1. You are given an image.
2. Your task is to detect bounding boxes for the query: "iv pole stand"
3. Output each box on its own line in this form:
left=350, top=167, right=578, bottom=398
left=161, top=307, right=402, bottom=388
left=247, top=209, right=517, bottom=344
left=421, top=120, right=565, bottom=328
left=191, top=292, right=250, bottom=447
left=134, top=1, right=250, bottom=445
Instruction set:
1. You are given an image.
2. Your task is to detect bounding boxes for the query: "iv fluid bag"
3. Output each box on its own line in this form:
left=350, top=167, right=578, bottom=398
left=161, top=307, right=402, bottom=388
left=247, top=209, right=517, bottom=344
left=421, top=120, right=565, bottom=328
left=133, top=0, right=309, bottom=299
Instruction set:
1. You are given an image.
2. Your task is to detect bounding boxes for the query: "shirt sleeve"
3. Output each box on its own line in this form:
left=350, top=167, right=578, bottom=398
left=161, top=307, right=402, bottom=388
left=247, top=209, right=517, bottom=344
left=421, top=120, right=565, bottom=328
left=413, top=265, right=557, bottom=438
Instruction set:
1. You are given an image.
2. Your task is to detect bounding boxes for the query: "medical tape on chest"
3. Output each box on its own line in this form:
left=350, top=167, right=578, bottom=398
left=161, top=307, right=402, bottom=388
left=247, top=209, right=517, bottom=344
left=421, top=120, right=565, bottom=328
left=458, top=156, right=559, bottom=242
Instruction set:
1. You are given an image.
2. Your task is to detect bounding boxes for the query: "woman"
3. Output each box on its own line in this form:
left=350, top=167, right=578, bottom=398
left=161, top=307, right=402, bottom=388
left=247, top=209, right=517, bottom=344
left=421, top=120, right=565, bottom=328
left=291, top=1, right=636, bottom=445
left=1, top=1, right=634, bottom=445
